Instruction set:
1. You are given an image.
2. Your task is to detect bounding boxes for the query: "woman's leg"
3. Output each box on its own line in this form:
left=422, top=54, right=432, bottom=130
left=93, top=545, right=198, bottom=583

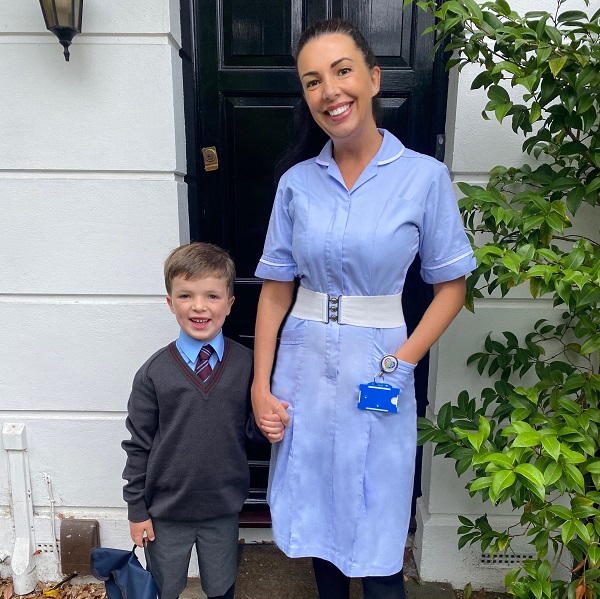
left=362, top=570, right=406, bottom=599
left=312, top=558, right=351, bottom=599
left=207, top=582, right=235, bottom=599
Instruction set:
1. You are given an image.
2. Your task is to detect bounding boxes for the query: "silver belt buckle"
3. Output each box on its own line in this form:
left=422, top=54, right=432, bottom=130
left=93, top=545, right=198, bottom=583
left=327, top=294, right=341, bottom=324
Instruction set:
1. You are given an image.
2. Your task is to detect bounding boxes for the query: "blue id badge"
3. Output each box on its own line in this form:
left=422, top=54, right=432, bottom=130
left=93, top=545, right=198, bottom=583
left=358, top=382, right=400, bottom=414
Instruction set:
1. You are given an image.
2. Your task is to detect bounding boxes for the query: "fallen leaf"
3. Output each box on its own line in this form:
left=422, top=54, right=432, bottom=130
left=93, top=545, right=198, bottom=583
left=4, top=584, right=13, bottom=599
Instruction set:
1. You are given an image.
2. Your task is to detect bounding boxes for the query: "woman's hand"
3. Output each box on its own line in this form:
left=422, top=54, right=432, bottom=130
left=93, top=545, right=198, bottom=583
left=252, top=385, right=290, bottom=436
left=393, top=276, right=467, bottom=364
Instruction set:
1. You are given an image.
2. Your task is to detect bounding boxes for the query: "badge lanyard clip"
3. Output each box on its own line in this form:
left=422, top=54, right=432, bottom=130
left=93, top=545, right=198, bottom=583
left=374, top=354, right=398, bottom=382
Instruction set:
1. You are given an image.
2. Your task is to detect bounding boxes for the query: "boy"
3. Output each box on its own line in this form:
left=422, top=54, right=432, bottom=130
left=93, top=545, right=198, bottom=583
left=122, top=243, right=283, bottom=599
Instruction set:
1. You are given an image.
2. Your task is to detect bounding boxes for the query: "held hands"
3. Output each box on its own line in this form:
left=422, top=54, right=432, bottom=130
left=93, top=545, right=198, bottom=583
left=129, top=519, right=155, bottom=547
left=260, top=413, right=286, bottom=443
left=252, top=386, right=290, bottom=443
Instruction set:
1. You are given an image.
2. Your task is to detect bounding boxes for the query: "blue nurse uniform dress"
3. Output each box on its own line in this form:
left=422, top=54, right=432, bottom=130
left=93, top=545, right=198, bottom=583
left=255, top=129, right=476, bottom=577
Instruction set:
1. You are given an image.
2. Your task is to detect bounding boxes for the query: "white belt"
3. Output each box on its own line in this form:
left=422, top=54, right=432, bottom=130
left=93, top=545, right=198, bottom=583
left=290, top=286, right=405, bottom=328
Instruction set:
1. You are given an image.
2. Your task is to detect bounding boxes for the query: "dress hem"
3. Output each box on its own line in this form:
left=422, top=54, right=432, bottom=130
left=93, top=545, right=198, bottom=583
left=274, top=541, right=406, bottom=578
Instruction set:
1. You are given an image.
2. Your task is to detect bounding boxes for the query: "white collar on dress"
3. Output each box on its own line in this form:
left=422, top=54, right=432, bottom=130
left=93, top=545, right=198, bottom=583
left=315, top=129, right=405, bottom=167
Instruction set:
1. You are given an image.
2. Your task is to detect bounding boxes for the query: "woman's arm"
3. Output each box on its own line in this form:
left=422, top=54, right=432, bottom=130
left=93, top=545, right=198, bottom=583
left=394, top=276, right=467, bottom=365
left=252, top=279, right=296, bottom=429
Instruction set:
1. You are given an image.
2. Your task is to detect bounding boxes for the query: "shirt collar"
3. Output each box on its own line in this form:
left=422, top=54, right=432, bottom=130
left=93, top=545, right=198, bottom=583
left=314, top=128, right=405, bottom=167
left=177, top=329, right=225, bottom=364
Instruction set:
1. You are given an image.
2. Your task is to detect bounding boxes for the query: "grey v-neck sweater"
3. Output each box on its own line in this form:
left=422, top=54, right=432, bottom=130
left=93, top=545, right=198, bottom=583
left=122, top=338, right=261, bottom=522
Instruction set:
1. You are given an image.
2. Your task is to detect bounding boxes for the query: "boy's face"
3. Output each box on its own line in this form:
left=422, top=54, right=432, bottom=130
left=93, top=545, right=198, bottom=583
left=166, top=275, right=234, bottom=343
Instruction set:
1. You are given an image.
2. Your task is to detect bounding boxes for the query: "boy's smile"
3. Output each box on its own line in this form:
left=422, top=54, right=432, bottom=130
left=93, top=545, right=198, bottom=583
left=166, top=275, right=234, bottom=343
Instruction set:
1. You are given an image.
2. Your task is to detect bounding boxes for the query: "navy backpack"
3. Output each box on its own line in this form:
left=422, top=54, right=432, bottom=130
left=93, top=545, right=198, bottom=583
left=91, top=546, right=159, bottom=599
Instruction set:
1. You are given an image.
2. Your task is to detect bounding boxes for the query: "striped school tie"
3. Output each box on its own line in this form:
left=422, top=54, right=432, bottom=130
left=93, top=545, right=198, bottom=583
left=195, top=344, right=214, bottom=381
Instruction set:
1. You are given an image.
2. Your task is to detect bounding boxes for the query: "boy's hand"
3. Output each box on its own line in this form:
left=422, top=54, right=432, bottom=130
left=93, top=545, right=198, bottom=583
left=260, top=413, right=286, bottom=443
left=129, top=519, right=155, bottom=547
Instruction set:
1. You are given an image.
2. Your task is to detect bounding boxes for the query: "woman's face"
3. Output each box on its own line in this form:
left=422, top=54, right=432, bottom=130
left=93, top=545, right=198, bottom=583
left=297, top=33, right=380, bottom=145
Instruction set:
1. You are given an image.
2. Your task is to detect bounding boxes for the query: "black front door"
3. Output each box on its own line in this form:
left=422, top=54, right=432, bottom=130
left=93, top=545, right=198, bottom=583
left=180, top=0, right=446, bottom=520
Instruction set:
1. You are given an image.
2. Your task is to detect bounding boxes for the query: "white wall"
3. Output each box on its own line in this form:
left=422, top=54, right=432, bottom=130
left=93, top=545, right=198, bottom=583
left=0, top=0, right=186, bottom=581
left=414, top=0, right=596, bottom=590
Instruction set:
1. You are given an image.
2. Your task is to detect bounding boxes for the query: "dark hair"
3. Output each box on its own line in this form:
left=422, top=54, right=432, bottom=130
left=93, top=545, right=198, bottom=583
left=164, top=242, right=236, bottom=297
left=275, top=19, right=382, bottom=181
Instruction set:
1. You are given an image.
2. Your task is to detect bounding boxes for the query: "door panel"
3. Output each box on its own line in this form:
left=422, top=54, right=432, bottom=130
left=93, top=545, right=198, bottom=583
left=222, top=0, right=300, bottom=66
left=223, top=98, right=296, bottom=277
left=181, top=0, right=445, bottom=521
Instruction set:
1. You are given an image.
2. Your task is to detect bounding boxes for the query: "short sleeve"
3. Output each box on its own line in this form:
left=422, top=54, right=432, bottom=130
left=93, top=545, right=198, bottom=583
left=255, top=173, right=297, bottom=281
left=419, top=164, right=476, bottom=284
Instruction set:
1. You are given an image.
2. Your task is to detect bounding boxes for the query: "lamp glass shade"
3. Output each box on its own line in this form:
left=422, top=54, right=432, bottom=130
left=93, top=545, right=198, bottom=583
left=39, top=0, right=83, bottom=60
left=39, top=0, right=57, bottom=29
left=39, top=0, right=83, bottom=33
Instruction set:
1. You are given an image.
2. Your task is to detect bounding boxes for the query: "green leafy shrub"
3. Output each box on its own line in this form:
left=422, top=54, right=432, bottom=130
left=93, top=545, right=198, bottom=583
left=405, top=0, right=600, bottom=597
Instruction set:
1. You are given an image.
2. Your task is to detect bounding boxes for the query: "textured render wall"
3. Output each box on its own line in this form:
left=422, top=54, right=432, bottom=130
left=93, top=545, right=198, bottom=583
left=0, top=0, right=186, bottom=581
left=415, top=0, right=597, bottom=589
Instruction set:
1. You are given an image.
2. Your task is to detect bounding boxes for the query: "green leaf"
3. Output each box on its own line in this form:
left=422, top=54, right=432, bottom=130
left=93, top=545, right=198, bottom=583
left=462, top=0, right=483, bottom=22
left=573, top=519, right=590, bottom=544
left=541, top=436, right=560, bottom=461
left=501, top=251, right=522, bottom=274
left=529, top=101, right=541, bottom=123
left=549, top=504, right=572, bottom=521
left=491, top=469, right=516, bottom=498
left=589, top=547, right=600, bottom=567
left=581, top=335, right=600, bottom=356
left=515, top=463, right=545, bottom=489
left=495, top=102, right=513, bottom=123
left=536, top=45, right=552, bottom=65
left=469, top=477, right=493, bottom=492
left=512, top=432, right=541, bottom=447
left=487, top=452, right=515, bottom=469
left=562, top=463, right=585, bottom=493
left=437, top=403, right=453, bottom=430
left=544, top=461, right=562, bottom=486
left=561, top=520, right=576, bottom=545
left=585, top=177, right=600, bottom=195
left=548, top=56, right=567, bottom=77
left=544, top=25, right=562, bottom=45
left=417, top=428, right=439, bottom=445
left=557, top=10, right=588, bottom=23
left=530, top=277, right=541, bottom=298
left=491, top=61, right=523, bottom=77
left=488, top=85, right=510, bottom=103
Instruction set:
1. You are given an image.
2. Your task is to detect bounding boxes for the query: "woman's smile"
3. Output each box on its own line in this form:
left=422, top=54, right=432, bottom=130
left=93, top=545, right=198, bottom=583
left=297, top=33, right=380, bottom=145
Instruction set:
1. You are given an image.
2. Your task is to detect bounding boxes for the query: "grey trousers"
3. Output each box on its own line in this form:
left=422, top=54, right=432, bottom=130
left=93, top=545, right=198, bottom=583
left=144, top=515, right=239, bottom=598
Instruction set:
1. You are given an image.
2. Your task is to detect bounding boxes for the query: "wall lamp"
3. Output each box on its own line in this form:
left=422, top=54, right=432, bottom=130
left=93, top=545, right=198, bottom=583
left=39, top=0, right=83, bottom=61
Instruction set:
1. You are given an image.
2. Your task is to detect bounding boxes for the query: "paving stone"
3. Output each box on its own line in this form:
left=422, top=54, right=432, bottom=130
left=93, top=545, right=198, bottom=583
left=180, top=543, right=459, bottom=598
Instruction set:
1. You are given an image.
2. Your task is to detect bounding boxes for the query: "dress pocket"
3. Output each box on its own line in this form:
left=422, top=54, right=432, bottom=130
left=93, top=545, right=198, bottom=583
left=278, top=326, right=306, bottom=345
left=272, top=323, right=307, bottom=403
left=372, top=340, right=416, bottom=396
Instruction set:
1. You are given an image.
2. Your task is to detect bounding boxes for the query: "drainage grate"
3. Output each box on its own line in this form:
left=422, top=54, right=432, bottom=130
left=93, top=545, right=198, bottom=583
left=36, top=543, right=56, bottom=554
left=480, top=552, right=536, bottom=568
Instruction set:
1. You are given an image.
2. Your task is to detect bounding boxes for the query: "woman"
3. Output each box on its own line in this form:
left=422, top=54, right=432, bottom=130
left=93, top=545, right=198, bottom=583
left=252, top=19, right=475, bottom=599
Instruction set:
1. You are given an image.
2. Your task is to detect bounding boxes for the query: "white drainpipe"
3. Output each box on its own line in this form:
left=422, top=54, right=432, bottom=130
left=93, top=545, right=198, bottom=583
left=2, top=423, right=38, bottom=594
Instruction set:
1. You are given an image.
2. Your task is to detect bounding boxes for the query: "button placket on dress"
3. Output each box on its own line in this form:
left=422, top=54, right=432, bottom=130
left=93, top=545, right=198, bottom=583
left=324, top=176, right=351, bottom=381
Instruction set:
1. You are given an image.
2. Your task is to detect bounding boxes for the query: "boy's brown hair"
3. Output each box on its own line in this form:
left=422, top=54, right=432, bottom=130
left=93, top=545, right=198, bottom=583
left=164, top=242, right=236, bottom=297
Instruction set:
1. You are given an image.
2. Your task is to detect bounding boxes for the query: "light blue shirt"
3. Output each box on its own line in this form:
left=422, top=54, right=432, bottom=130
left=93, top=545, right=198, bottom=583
left=175, top=329, right=224, bottom=371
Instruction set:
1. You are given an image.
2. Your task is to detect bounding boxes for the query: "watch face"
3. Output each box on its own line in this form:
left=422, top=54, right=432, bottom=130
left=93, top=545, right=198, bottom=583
left=380, top=355, right=398, bottom=373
